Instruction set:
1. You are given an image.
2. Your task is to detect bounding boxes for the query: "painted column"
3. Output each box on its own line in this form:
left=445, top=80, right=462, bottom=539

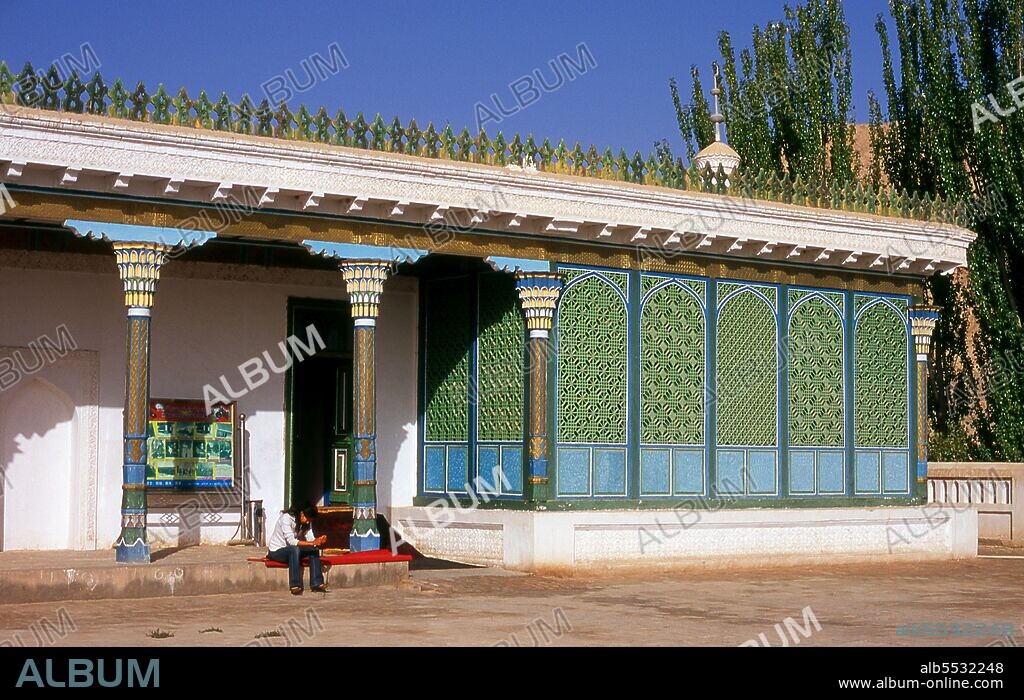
left=113, top=242, right=169, bottom=563
left=340, top=260, right=392, bottom=552
left=909, top=305, right=941, bottom=487
left=515, top=273, right=564, bottom=502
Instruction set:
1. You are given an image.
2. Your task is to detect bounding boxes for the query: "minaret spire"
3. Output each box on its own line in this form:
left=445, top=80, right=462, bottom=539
left=693, top=62, right=741, bottom=179
left=711, top=62, right=725, bottom=143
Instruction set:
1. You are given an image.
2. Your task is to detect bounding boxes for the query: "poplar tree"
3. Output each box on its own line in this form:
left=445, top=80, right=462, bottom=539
left=671, top=0, right=857, bottom=183
left=672, top=0, right=1024, bottom=459
left=869, top=0, right=1024, bottom=459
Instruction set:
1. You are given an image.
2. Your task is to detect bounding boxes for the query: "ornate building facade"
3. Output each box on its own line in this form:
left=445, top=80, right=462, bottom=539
left=0, top=66, right=976, bottom=568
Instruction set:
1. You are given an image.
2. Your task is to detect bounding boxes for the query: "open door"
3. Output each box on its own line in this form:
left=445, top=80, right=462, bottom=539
left=286, top=298, right=354, bottom=507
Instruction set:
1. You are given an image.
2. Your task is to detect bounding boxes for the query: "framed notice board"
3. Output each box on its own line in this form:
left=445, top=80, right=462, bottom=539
left=146, top=399, right=235, bottom=488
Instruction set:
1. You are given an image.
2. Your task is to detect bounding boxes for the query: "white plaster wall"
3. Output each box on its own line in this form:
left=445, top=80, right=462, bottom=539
left=0, top=378, right=75, bottom=549
left=0, top=345, right=100, bottom=551
left=0, top=251, right=419, bottom=551
left=390, top=505, right=979, bottom=572
left=0, top=260, right=121, bottom=552
left=376, top=283, right=419, bottom=515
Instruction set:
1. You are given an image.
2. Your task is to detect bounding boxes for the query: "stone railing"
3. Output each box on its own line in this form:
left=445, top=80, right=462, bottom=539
left=928, top=463, right=1022, bottom=545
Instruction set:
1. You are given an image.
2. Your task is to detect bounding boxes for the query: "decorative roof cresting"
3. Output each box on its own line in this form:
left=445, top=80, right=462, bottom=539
left=0, top=60, right=974, bottom=228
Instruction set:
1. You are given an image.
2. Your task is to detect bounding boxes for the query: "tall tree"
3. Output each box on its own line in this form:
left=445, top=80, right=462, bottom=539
left=673, top=0, right=1024, bottom=459
left=671, top=0, right=857, bottom=183
left=870, top=0, right=1024, bottom=460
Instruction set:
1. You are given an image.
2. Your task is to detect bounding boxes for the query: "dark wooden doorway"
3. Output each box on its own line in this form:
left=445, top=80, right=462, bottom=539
left=285, top=298, right=354, bottom=508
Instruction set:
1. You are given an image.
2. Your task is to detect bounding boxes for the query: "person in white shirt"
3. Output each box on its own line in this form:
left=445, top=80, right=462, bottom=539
left=267, top=503, right=329, bottom=594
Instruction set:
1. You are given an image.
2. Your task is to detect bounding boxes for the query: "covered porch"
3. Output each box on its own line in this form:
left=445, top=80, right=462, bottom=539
left=0, top=98, right=977, bottom=571
left=0, top=215, right=557, bottom=562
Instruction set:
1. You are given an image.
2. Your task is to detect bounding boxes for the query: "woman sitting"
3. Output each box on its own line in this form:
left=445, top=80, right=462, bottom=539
left=267, top=503, right=329, bottom=595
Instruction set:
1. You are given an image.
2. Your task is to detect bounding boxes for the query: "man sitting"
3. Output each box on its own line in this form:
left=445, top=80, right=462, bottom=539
left=266, top=503, right=329, bottom=595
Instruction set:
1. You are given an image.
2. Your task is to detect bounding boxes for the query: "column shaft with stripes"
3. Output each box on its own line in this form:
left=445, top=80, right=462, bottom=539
left=909, top=305, right=941, bottom=487
left=114, top=242, right=168, bottom=564
left=515, top=272, right=564, bottom=502
left=341, top=261, right=392, bottom=551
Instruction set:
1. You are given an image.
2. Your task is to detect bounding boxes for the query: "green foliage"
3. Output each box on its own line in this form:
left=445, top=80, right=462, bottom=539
left=871, top=0, right=1024, bottom=460
left=670, top=71, right=713, bottom=163
left=673, top=0, right=857, bottom=184
left=930, top=422, right=979, bottom=461
left=676, top=0, right=1021, bottom=460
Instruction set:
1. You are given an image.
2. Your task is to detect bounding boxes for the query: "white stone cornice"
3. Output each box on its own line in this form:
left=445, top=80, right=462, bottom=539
left=0, top=108, right=976, bottom=273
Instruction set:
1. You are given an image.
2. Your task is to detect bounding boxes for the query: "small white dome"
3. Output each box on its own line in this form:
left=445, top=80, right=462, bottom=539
left=694, top=140, right=741, bottom=176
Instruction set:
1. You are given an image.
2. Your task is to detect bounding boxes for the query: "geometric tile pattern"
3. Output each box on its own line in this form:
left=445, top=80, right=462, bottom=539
left=557, top=271, right=628, bottom=444
left=788, top=291, right=845, bottom=447
left=415, top=260, right=916, bottom=504
left=716, top=285, right=778, bottom=447
left=424, top=276, right=471, bottom=441
left=855, top=299, right=909, bottom=448
left=640, top=279, right=705, bottom=445
left=476, top=273, right=524, bottom=442
left=641, top=273, right=703, bottom=298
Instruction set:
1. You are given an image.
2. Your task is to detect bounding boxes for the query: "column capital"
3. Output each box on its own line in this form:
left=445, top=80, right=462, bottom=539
left=113, top=241, right=170, bottom=309
left=909, top=305, right=942, bottom=362
left=515, top=272, right=565, bottom=337
left=340, top=260, right=393, bottom=322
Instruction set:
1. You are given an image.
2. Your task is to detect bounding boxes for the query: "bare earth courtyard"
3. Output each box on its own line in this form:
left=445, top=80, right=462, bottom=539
left=0, top=558, right=1021, bottom=647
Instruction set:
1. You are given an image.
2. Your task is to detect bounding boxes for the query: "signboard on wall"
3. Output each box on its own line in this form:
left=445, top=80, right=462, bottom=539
left=146, top=399, right=235, bottom=488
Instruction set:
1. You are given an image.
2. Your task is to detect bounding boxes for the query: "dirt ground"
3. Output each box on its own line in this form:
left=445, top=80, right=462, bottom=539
left=0, top=557, right=1021, bottom=647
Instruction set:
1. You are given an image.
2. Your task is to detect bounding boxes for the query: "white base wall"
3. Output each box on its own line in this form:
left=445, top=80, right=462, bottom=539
left=0, top=250, right=419, bottom=551
left=390, top=505, right=979, bottom=573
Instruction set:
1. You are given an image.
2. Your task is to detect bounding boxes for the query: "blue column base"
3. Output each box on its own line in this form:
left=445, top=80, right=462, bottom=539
left=529, top=453, right=548, bottom=482
left=349, top=531, right=381, bottom=552
left=115, top=538, right=151, bottom=564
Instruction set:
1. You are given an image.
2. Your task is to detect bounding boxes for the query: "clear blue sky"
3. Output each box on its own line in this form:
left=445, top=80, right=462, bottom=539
left=4, top=0, right=894, bottom=157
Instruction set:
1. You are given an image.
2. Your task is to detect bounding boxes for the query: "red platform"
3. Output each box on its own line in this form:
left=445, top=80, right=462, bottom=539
left=248, top=550, right=412, bottom=568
